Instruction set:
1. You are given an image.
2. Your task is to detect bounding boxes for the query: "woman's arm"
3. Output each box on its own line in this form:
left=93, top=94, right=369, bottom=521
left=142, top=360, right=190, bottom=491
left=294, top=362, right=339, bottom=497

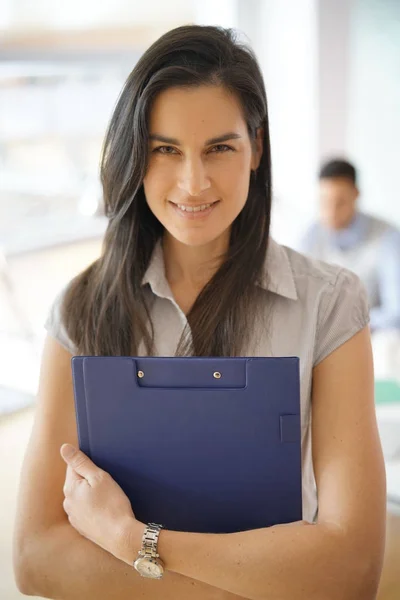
left=118, top=327, right=386, bottom=600
left=13, top=337, right=233, bottom=600
left=12, top=336, right=143, bottom=599
left=18, top=519, right=231, bottom=600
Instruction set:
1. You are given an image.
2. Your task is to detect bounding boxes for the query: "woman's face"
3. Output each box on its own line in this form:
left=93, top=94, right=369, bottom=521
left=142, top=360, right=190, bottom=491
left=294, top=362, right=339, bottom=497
left=143, top=85, right=262, bottom=248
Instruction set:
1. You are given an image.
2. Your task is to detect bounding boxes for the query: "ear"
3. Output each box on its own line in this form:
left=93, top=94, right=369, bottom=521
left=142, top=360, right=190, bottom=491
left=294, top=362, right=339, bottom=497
left=251, top=127, right=264, bottom=170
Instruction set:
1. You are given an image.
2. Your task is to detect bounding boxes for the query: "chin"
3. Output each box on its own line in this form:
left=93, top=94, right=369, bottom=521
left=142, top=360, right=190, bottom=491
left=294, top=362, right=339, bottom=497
left=171, top=228, right=229, bottom=248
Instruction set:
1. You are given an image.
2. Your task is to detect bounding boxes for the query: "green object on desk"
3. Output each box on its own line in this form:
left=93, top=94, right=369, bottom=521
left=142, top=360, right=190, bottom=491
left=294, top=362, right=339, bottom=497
left=375, top=380, right=400, bottom=405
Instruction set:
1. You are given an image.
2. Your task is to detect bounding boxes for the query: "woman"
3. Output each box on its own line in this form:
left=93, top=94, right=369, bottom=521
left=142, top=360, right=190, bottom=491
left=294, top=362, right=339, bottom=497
left=13, top=25, right=385, bottom=600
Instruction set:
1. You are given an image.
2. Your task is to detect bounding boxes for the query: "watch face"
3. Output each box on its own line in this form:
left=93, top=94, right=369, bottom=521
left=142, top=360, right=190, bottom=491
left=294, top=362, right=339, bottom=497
left=134, top=557, right=164, bottom=579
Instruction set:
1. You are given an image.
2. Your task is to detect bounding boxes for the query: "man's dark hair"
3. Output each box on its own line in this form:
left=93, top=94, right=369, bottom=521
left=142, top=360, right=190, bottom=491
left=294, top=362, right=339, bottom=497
left=319, top=159, right=357, bottom=185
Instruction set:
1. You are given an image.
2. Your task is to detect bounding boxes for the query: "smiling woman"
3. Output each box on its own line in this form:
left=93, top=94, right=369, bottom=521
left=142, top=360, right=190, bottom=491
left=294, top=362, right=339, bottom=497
left=13, top=24, right=385, bottom=600
left=56, top=25, right=271, bottom=359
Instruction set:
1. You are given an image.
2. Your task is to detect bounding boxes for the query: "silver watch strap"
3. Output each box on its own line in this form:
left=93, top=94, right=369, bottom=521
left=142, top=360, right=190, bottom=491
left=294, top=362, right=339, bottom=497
left=140, top=523, right=163, bottom=559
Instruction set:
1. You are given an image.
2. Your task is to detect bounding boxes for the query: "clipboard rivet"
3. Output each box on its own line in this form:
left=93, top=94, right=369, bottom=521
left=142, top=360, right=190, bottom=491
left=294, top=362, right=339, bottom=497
left=138, top=371, right=144, bottom=378
left=213, top=371, right=222, bottom=379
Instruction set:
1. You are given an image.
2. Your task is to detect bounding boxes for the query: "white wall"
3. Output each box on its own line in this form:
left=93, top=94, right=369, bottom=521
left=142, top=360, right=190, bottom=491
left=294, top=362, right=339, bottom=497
left=318, top=0, right=352, bottom=160
left=347, top=0, right=400, bottom=227
left=194, top=0, right=239, bottom=28
left=1, top=0, right=194, bottom=29
left=256, top=0, right=319, bottom=246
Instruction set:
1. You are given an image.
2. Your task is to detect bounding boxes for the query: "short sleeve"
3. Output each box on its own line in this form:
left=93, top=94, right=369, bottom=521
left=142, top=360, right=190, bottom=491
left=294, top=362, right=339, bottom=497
left=314, top=268, right=370, bottom=366
left=44, top=288, right=77, bottom=355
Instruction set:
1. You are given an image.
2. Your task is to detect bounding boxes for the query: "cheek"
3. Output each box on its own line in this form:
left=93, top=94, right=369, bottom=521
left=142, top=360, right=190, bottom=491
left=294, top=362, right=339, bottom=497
left=210, top=155, right=251, bottom=200
left=143, top=161, right=175, bottom=202
left=143, top=172, right=167, bottom=208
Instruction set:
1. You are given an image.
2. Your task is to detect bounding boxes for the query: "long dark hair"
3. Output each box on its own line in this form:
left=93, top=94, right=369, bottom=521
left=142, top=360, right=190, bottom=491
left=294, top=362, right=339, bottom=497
left=62, top=25, right=272, bottom=357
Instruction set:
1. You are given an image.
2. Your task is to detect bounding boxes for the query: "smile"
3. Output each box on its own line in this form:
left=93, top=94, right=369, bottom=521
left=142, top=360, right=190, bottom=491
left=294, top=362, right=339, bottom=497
left=169, top=200, right=220, bottom=219
left=174, top=202, right=217, bottom=212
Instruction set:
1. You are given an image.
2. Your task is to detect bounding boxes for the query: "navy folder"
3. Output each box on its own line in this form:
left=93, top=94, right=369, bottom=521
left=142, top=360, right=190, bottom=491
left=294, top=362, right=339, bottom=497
left=72, top=356, right=302, bottom=533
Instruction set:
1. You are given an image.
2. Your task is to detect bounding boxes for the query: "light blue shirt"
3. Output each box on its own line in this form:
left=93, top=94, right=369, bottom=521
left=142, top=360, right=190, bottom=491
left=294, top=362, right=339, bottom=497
left=300, top=212, right=400, bottom=331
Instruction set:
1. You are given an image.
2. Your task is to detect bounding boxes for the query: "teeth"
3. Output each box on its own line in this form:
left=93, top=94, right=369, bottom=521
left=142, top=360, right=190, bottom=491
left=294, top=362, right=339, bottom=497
left=176, top=203, right=213, bottom=212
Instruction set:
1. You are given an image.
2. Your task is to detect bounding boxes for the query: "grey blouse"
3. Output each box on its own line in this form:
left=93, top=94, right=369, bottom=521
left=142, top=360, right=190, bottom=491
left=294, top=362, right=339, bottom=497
left=45, top=238, right=370, bottom=522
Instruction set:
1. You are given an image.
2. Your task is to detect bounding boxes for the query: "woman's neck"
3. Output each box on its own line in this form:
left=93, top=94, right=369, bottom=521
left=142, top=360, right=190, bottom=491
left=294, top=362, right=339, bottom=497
left=162, top=232, right=229, bottom=290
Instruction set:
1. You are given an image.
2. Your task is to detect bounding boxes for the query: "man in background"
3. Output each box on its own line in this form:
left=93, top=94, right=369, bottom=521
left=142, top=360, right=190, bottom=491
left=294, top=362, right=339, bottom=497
left=300, top=158, right=400, bottom=331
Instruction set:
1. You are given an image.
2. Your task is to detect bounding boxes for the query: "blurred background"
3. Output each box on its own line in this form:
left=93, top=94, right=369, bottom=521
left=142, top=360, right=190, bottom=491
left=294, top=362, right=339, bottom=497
left=0, top=0, right=399, bottom=598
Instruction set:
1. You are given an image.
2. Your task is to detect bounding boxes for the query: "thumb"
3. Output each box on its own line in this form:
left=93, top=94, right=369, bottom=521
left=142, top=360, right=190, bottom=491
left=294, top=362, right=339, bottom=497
left=60, top=444, right=100, bottom=485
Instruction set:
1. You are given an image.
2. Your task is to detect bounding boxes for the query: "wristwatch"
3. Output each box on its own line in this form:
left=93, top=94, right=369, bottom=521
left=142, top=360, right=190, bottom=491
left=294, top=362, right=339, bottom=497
left=133, top=523, right=165, bottom=579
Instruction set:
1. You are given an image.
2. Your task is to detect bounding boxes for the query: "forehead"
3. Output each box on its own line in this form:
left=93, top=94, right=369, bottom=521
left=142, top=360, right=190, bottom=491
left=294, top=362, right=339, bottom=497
left=320, top=177, right=355, bottom=197
left=148, top=85, right=248, bottom=140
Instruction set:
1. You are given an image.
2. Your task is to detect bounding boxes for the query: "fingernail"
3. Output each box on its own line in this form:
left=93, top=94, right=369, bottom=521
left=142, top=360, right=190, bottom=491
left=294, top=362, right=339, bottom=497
left=62, top=444, right=76, bottom=459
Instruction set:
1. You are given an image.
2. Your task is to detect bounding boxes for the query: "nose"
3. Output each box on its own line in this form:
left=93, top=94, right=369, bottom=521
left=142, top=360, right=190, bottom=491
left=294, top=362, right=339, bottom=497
left=177, top=156, right=211, bottom=197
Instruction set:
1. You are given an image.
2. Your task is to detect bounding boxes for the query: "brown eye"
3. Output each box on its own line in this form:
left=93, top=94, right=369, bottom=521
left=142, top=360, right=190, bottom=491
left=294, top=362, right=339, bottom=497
left=153, top=146, right=178, bottom=155
left=210, top=144, right=234, bottom=153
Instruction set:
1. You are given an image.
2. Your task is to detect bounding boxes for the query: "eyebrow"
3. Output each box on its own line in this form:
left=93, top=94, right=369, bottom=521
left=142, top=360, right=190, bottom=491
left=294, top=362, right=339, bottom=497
left=149, top=132, right=242, bottom=146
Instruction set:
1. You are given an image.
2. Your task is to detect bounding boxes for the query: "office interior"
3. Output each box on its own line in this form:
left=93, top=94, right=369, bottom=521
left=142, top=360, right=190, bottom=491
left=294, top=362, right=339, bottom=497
left=0, top=1, right=399, bottom=598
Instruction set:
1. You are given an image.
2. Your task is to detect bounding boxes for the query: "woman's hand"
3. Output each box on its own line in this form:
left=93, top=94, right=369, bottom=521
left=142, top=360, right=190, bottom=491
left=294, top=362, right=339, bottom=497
left=60, top=444, right=143, bottom=564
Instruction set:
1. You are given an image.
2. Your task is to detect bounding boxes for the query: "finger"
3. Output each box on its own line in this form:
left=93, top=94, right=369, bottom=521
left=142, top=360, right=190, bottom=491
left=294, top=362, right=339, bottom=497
left=63, top=465, right=83, bottom=496
left=60, top=444, right=102, bottom=486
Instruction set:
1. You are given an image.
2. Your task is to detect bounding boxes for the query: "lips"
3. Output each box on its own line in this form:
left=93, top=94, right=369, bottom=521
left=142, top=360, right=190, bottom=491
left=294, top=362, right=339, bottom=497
left=168, top=199, right=220, bottom=220
left=170, top=200, right=219, bottom=213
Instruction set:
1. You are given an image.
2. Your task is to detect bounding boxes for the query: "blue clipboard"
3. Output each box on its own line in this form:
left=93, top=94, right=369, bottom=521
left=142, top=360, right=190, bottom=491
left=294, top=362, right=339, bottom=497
left=72, top=356, right=302, bottom=533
